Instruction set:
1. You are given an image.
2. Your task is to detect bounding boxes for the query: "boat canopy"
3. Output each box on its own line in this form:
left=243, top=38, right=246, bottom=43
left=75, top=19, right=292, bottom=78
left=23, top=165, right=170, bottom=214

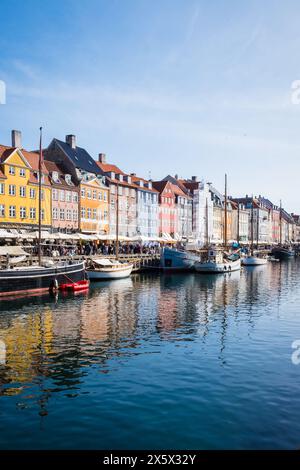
left=0, top=246, right=29, bottom=256
left=92, top=258, right=114, bottom=267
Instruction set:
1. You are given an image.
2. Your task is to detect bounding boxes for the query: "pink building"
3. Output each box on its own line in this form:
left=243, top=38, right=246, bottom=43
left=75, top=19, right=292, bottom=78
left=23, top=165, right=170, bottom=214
left=45, top=161, right=79, bottom=233
left=152, top=180, right=177, bottom=237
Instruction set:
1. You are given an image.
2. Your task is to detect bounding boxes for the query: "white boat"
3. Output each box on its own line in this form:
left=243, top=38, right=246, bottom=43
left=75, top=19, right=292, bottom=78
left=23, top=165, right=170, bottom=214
left=241, top=256, right=268, bottom=266
left=160, top=247, right=199, bottom=270
left=87, top=258, right=133, bottom=280
left=195, top=249, right=241, bottom=273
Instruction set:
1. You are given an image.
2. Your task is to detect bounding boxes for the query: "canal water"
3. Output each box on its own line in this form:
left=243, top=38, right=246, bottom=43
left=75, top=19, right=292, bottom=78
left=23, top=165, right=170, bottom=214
left=0, top=260, right=300, bottom=450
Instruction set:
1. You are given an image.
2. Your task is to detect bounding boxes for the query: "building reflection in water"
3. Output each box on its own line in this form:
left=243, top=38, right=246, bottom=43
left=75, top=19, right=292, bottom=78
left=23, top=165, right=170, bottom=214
left=0, top=261, right=296, bottom=403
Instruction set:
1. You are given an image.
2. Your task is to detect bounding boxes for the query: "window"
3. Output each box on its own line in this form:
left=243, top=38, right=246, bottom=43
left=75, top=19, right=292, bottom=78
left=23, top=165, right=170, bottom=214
left=81, top=188, right=85, bottom=198
left=66, top=209, right=72, bottom=221
left=104, top=210, right=108, bottom=221
left=87, top=190, right=92, bottom=199
left=8, top=184, right=16, bottom=196
left=19, top=168, right=26, bottom=177
left=20, top=207, right=26, bottom=219
left=30, top=208, right=36, bottom=219
left=103, top=191, right=107, bottom=202
left=72, top=192, right=78, bottom=203
left=92, top=209, right=97, bottom=220
left=125, top=187, right=129, bottom=196
left=118, top=186, right=123, bottom=196
left=98, top=209, right=102, bottom=221
left=87, top=208, right=91, bottom=219
left=52, top=208, right=58, bottom=220
left=0, top=204, right=4, bottom=217
left=59, top=209, right=65, bottom=220
left=81, top=207, right=85, bottom=219
left=9, top=166, right=15, bottom=175
left=9, top=205, right=16, bottom=217
left=19, top=186, right=26, bottom=197
left=98, top=191, right=103, bottom=201
left=41, top=209, right=45, bottom=221
left=111, top=185, right=115, bottom=194
left=60, top=190, right=65, bottom=201
left=66, top=191, right=72, bottom=202
left=73, top=210, right=78, bottom=221
left=93, top=190, right=97, bottom=200
left=0, top=183, right=4, bottom=195
left=30, top=188, right=36, bottom=199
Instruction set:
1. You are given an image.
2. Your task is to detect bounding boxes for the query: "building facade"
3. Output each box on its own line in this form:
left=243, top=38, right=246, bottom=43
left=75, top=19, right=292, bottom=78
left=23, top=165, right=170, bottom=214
left=130, top=175, right=159, bottom=238
left=80, top=175, right=109, bottom=234
left=0, top=134, right=51, bottom=231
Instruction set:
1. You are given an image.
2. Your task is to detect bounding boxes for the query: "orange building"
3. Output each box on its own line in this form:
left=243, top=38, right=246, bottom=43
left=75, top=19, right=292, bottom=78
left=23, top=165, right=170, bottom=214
left=80, top=176, right=109, bottom=234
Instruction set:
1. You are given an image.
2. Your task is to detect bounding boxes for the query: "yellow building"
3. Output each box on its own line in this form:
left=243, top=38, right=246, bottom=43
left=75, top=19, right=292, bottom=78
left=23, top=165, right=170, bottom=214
left=0, top=145, right=51, bottom=230
left=80, top=176, right=109, bottom=234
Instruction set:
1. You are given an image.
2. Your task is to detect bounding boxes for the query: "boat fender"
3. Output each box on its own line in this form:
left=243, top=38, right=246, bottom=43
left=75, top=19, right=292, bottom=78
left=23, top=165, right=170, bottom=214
left=224, top=266, right=227, bottom=271
left=49, top=278, right=59, bottom=294
left=229, top=265, right=232, bottom=271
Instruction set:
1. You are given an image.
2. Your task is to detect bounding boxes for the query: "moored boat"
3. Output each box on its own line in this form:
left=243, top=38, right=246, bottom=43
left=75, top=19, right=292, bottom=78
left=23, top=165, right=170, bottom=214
left=271, top=246, right=295, bottom=260
left=87, top=258, right=133, bottom=280
left=195, top=248, right=241, bottom=273
left=160, top=246, right=199, bottom=270
left=241, top=256, right=268, bottom=266
left=0, top=260, right=86, bottom=297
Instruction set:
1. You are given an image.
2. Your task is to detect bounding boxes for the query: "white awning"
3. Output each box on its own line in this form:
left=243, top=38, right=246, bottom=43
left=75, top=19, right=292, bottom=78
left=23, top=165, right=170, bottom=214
left=0, top=246, right=29, bottom=256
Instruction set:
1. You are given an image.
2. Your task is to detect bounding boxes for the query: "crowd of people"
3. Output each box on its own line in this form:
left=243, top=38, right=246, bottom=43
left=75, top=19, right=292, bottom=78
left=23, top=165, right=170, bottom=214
left=31, top=241, right=162, bottom=258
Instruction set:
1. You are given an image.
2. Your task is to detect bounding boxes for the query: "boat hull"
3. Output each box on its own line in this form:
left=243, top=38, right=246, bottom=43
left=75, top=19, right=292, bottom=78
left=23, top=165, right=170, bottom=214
left=0, top=261, right=86, bottom=297
left=87, top=265, right=133, bottom=280
left=195, top=258, right=241, bottom=273
left=160, top=247, right=198, bottom=270
left=242, top=257, right=268, bottom=266
left=271, top=248, right=295, bottom=260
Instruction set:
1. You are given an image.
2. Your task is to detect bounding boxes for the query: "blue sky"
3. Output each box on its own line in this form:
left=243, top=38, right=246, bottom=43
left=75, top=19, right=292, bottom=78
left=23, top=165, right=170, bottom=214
left=0, top=0, right=299, bottom=211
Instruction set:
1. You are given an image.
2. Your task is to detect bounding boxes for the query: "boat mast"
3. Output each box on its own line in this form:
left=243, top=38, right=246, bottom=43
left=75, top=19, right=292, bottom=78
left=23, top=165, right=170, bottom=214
left=38, top=127, right=43, bottom=266
left=237, top=202, right=240, bottom=245
left=279, top=199, right=282, bottom=245
left=251, top=195, right=254, bottom=256
left=224, top=174, right=228, bottom=248
left=115, top=181, right=119, bottom=260
left=205, top=197, right=209, bottom=247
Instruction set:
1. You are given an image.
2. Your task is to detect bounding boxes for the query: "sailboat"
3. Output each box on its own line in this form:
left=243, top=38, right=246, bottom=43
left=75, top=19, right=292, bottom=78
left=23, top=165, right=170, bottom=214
left=195, top=175, right=241, bottom=274
left=271, top=200, right=295, bottom=260
left=87, top=181, right=133, bottom=280
left=0, top=128, right=86, bottom=298
left=242, top=197, right=267, bottom=266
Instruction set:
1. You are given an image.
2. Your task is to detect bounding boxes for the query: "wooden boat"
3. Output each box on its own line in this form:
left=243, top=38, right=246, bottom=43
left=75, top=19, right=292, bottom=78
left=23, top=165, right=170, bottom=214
left=87, top=258, right=133, bottom=280
left=195, top=248, right=241, bottom=273
left=271, top=246, right=295, bottom=259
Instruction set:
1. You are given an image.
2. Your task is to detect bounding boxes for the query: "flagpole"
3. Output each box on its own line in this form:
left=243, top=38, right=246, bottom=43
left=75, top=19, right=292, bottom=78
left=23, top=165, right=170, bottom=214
left=38, top=127, right=43, bottom=266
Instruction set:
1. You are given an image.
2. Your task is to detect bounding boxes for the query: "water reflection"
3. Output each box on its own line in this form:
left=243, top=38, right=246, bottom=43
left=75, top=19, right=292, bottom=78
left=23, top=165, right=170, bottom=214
left=0, top=260, right=298, bottom=403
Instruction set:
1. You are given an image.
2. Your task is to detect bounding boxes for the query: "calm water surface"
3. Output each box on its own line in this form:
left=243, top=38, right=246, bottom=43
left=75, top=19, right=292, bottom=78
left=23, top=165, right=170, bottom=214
left=0, top=260, right=300, bottom=449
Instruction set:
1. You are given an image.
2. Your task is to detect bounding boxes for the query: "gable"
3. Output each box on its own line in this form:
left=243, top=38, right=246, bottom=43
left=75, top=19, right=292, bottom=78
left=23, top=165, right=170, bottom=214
left=3, top=148, right=31, bottom=169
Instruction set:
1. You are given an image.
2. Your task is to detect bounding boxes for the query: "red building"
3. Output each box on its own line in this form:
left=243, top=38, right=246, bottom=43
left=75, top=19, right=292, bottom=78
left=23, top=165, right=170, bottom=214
left=152, top=180, right=177, bottom=237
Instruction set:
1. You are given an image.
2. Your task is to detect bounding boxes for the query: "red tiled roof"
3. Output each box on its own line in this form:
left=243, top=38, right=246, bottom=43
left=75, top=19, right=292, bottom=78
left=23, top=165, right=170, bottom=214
left=97, top=161, right=125, bottom=175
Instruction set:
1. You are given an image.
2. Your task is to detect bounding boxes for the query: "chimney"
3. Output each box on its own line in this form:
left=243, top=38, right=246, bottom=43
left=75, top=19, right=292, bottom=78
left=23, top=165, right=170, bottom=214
left=191, top=176, right=198, bottom=182
left=11, top=130, right=22, bottom=148
left=175, top=174, right=178, bottom=180
left=66, top=134, right=76, bottom=149
left=130, top=173, right=136, bottom=177
left=98, top=153, right=106, bottom=164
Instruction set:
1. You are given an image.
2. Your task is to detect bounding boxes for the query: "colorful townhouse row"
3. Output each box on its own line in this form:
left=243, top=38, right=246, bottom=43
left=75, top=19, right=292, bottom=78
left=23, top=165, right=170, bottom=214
left=0, top=130, right=298, bottom=245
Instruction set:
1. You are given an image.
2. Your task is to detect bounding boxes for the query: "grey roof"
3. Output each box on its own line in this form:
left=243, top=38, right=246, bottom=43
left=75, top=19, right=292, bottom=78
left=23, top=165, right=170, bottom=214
left=55, top=139, right=102, bottom=175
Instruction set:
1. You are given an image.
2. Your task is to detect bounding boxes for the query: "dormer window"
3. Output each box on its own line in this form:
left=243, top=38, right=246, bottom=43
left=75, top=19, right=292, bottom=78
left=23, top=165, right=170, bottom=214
left=139, top=180, right=144, bottom=187
left=65, top=174, right=72, bottom=185
left=110, top=171, right=115, bottom=179
left=148, top=181, right=152, bottom=189
left=118, top=174, right=123, bottom=182
left=52, top=171, right=60, bottom=183
left=127, top=176, right=131, bottom=184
